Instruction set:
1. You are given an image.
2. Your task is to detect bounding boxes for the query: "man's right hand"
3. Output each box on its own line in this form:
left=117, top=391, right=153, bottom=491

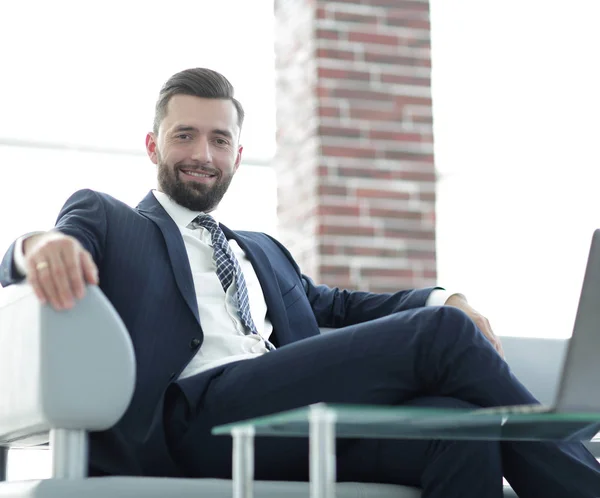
left=23, top=231, right=99, bottom=310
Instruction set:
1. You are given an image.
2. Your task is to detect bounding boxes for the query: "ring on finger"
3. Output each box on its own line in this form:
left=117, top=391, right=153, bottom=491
left=36, top=261, right=50, bottom=271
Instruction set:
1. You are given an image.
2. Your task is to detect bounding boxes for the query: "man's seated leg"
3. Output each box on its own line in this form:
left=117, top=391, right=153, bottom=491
left=170, top=395, right=504, bottom=498
left=336, top=396, right=504, bottom=498
left=165, top=306, right=600, bottom=497
left=502, top=438, right=600, bottom=498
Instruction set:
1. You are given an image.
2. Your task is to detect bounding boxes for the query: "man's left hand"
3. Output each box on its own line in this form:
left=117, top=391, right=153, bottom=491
left=445, top=293, right=505, bottom=358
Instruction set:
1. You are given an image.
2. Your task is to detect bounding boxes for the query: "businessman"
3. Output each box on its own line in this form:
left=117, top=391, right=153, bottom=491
left=1, top=68, right=598, bottom=498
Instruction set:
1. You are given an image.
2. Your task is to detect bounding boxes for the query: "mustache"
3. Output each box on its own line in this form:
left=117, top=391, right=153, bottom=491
left=177, top=163, right=219, bottom=176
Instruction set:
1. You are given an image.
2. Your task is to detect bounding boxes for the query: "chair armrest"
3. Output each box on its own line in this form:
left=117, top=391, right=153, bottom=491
left=0, top=284, right=136, bottom=447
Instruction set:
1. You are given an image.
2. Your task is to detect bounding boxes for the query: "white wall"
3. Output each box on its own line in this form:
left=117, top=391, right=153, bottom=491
left=430, top=0, right=600, bottom=338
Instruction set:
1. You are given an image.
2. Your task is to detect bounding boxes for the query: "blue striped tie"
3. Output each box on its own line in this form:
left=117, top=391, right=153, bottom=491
left=188, top=214, right=275, bottom=351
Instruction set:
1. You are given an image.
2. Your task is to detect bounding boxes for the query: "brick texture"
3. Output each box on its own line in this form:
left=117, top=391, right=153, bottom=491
left=274, top=0, right=436, bottom=293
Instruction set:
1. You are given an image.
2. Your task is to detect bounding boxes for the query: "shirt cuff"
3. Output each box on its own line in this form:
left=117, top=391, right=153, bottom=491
left=13, top=232, right=45, bottom=277
left=426, top=288, right=455, bottom=306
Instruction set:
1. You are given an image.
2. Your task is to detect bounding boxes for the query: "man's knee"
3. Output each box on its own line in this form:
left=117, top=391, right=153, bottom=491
left=435, top=305, right=472, bottom=326
left=410, top=305, right=475, bottom=343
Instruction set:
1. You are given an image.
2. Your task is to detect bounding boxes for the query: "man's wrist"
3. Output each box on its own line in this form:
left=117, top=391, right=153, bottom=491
left=14, top=231, right=46, bottom=277
left=445, top=292, right=468, bottom=306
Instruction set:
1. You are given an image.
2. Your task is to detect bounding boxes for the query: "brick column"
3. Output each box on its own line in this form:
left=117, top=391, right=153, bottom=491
left=274, top=0, right=436, bottom=292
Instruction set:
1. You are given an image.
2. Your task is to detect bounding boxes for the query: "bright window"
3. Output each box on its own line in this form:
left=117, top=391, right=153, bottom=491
left=431, top=0, right=600, bottom=338
left=1, top=0, right=277, bottom=480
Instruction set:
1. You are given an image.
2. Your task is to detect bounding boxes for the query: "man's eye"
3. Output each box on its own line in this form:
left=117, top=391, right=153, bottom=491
left=215, top=138, right=228, bottom=145
left=176, top=134, right=191, bottom=140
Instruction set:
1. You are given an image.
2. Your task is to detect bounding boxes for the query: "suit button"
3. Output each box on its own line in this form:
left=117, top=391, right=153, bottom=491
left=190, top=338, right=201, bottom=349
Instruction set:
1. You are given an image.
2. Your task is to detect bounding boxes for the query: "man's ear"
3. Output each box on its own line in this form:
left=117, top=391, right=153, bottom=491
left=234, top=145, right=243, bottom=172
left=146, top=133, right=158, bottom=165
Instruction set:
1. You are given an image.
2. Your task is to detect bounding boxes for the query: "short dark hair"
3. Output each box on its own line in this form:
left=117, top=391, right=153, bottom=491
left=153, top=68, right=245, bottom=134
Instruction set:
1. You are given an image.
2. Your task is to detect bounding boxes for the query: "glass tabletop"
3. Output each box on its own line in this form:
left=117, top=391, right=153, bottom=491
left=213, top=403, right=600, bottom=442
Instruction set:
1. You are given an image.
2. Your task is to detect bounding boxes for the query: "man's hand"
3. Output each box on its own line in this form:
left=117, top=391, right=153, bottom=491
left=23, top=231, right=98, bottom=310
left=445, top=293, right=505, bottom=358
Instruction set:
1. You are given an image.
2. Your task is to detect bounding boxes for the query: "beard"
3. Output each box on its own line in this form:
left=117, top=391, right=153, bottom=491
left=156, top=152, right=234, bottom=213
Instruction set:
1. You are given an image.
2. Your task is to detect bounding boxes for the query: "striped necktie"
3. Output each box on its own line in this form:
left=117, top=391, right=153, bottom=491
left=188, top=214, right=275, bottom=351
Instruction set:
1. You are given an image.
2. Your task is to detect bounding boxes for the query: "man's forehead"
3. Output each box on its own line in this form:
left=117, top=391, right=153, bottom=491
left=162, top=95, right=239, bottom=133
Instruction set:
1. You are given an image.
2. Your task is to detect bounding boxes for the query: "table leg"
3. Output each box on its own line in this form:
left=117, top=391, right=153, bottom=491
left=309, top=404, right=337, bottom=498
left=232, top=426, right=255, bottom=498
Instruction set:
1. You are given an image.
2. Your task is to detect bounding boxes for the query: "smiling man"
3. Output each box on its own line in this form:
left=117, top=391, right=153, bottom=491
left=151, top=93, right=242, bottom=213
left=1, top=68, right=599, bottom=498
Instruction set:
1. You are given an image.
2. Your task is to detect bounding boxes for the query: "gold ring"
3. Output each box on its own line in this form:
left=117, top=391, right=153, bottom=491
left=36, top=261, right=50, bottom=271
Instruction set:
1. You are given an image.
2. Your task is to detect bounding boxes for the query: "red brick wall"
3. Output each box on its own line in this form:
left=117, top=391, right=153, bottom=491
left=274, top=0, right=436, bottom=293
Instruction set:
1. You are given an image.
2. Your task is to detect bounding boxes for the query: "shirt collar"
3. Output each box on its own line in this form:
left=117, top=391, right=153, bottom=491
left=152, top=190, right=219, bottom=229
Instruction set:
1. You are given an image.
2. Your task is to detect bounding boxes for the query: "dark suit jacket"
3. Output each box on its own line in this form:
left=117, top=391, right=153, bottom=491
left=0, top=189, right=435, bottom=476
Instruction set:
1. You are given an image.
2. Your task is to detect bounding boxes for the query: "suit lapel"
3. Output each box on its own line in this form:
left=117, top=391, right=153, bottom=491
left=220, top=225, right=291, bottom=342
left=136, top=192, right=200, bottom=326
left=135, top=191, right=288, bottom=337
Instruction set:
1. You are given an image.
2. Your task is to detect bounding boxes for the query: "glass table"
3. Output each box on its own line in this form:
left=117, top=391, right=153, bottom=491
left=213, top=403, right=600, bottom=498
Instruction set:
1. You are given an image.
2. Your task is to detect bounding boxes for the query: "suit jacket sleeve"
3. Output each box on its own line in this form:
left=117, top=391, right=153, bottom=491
left=303, top=275, right=438, bottom=328
left=0, top=240, right=24, bottom=287
left=264, top=234, right=439, bottom=329
left=0, top=189, right=107, bottom=287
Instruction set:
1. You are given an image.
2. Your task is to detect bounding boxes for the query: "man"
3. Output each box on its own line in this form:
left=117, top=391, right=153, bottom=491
left=1, top=68, right=598, bottom=498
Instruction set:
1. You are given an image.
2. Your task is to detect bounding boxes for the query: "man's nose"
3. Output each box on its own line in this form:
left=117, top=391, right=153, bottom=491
left=191, top=137, right=212, bottom=163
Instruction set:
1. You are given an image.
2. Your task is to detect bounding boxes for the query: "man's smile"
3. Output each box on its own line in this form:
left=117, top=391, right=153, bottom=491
left=179, top=168, right=218, bottom=183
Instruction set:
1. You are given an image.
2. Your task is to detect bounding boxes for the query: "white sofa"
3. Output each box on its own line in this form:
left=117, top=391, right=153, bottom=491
left=1, top=283, right=597, bottom=497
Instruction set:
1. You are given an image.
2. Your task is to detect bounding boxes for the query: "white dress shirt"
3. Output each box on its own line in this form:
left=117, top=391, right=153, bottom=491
left=152, top=191, right=273, bottom=378
left=13, top=190, right=453, bottom=378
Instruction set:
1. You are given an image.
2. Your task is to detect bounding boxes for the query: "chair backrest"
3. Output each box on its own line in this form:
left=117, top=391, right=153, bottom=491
left=500, top=335, right=568, bottom=405
left=0, top=284, right=136, bottom=447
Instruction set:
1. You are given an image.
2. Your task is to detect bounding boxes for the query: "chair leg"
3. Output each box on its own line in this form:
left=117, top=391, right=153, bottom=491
left=50, top=429, right=88, bottom=479
left=0, top=446, right=7, bottom=481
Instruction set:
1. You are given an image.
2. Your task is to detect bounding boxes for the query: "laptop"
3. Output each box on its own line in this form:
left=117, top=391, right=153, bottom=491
left=476, top=229, right=600, bottom=415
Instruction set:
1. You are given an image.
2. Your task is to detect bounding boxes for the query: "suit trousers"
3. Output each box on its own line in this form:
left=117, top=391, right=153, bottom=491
left=165, top=306, right=600, bottom=498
